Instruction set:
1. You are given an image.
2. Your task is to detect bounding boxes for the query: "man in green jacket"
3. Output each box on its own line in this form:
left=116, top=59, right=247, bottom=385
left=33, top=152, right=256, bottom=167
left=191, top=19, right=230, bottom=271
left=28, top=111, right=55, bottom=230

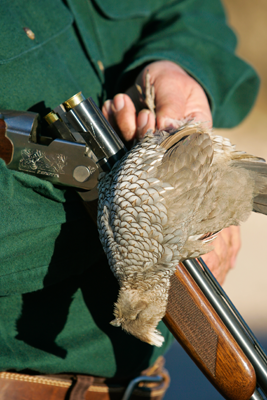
left=0, top=0, right=259, bottom=390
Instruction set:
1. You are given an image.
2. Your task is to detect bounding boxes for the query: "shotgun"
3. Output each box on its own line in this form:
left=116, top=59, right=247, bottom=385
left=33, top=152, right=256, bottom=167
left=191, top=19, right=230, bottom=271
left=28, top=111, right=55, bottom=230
left=1, top=94, right=267, bottom=400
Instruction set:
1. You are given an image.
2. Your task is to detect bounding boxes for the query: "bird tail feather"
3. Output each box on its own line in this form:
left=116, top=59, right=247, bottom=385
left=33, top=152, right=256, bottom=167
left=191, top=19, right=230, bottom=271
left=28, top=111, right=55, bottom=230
left=232, top=160, right=267, bottom=215
left=253, top=194, right=267, bottom=214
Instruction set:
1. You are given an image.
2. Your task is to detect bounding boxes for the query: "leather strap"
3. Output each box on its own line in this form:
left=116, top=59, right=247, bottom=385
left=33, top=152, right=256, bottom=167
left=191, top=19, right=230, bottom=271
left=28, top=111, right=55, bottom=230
left=69, top=375, right=94, bottom=400
left=0, top=357, right=170, bottom=400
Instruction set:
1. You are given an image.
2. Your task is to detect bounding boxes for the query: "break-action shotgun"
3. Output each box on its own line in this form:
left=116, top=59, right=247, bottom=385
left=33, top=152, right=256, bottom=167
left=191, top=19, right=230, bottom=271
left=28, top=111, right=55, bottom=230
left=1, top=93, right=267, bottom=399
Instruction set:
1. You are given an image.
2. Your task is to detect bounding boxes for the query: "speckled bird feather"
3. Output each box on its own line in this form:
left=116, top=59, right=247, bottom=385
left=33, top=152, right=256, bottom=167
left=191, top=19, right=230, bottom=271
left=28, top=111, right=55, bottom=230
left=97, top=121, right=267, bottom=346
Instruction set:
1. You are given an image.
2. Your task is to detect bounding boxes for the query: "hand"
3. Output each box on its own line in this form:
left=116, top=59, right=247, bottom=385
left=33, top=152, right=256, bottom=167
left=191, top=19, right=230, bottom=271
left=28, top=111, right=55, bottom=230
left=202, top=226, right=241, bottom=285
left=102, top=60, right=240, bottom=284
left=102, top=60, right=212, bottom=141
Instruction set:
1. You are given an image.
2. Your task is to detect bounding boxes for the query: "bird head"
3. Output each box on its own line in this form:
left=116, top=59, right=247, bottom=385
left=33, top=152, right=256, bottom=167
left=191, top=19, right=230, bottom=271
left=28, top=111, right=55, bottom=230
left=110, top=288, right=165, bottom=347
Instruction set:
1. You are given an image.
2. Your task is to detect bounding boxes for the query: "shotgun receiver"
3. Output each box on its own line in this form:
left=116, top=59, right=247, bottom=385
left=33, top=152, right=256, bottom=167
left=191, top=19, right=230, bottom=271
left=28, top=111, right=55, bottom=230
left=0, top=94, right=267, bottom=399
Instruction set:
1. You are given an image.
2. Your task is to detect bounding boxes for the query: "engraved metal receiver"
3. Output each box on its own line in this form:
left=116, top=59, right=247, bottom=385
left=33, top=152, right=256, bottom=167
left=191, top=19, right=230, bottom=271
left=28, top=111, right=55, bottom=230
left=0, top=93, right=127, bottom=200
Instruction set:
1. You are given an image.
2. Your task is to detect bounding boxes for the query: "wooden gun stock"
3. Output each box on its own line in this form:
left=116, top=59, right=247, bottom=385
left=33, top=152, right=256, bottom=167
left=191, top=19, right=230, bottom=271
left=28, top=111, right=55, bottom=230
left=163, top=262, right=256, bottom=400
left=0, top=118, right=13, bottom=165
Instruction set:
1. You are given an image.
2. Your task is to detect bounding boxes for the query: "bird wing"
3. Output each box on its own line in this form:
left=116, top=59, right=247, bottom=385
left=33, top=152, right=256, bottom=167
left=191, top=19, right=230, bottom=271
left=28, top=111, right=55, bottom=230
left=211, top=133, right=266, bottom=162
left=231, top=159, right=267, bottom=215
left=160, top=124, right=205, bottom=151
left=154, top=126, right=216, bottom=256
left=158, top=126, right=214, bottom=204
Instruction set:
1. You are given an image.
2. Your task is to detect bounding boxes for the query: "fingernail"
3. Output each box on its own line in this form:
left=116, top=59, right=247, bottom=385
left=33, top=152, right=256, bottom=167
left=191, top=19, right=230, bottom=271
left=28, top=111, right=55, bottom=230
left=137, top=110, right=150, bottom=129
left=113, top=94, right=124, bottom=112
left=103, top=100, right=112, bottom=115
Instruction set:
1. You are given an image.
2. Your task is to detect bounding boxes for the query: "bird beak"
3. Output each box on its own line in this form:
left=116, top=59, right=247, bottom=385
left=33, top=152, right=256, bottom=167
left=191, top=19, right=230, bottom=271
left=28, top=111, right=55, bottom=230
left=110, top=318, right=122, bottom=327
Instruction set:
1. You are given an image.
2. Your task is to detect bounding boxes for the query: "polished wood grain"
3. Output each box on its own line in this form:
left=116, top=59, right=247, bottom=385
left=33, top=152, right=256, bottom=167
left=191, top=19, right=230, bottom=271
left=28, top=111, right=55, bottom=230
left=163, top=262, right=256, bottom=400
left=0, top=119, right=13, bottom=165
left=84, top=200, right=256, bottom=399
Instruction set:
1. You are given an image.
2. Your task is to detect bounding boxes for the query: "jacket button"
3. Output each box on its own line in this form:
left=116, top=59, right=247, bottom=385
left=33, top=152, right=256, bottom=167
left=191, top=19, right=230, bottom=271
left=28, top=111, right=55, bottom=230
left=97, top=60, right=105, bottom=73
left=23, top=27, right=35, bottom=40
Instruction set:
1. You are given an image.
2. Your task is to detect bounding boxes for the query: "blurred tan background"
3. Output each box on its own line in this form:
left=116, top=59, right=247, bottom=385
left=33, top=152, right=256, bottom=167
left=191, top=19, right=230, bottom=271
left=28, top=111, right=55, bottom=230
left=218, top=0, right=267, bottom=333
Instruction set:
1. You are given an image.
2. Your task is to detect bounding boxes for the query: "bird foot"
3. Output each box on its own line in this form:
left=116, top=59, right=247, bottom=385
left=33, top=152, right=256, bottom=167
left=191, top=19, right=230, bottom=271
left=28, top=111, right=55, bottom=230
left=136, top=70, right=156, bottom=117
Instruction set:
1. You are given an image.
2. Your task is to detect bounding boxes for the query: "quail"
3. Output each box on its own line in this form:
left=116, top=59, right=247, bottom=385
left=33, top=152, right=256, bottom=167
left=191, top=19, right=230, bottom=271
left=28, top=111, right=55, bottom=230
left=97, top=119, right=267, bottom=347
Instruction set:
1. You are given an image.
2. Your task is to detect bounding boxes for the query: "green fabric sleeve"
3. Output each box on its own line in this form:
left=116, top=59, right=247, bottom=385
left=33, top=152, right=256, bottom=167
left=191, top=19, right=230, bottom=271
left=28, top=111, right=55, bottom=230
left=117, top=0, right=260, bottom=128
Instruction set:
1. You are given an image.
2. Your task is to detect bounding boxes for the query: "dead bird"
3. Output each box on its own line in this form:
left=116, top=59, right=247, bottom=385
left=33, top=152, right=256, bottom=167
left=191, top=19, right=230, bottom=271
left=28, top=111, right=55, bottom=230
left=97, top=119, right=267, bottom=346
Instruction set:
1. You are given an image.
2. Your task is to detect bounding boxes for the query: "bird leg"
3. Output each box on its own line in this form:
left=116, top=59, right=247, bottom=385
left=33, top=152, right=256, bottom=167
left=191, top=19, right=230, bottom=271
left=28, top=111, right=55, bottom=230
left=136, top=70, right=156, bottom=117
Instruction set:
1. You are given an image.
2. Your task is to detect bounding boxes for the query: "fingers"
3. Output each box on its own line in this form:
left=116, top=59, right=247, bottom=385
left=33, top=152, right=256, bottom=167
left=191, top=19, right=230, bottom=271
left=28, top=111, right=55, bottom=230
left=202, top=226, right=241, bottom=285
left=102, top=94, right=136, bottom=142
left=125, top=84, right=155, bottom=139
left=202, top=234, right=230, bottom=285
left=102, top=60, right=213, bottom=145
left=221, top=226, right=241, bottom=269
left=102, top=93, right=156, bottom=142
left=136, top=110, right=155, bottom=140
left=102, top=61, right=213, bottom=142
left=136, top=61, right=186, bottom=128
left=136, top=61, right=212, bottom=130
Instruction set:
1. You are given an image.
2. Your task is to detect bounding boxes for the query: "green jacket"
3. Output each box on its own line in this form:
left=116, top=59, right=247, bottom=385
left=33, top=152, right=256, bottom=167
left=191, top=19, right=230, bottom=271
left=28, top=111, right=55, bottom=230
left=0, top=0, right=259, bottom=378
